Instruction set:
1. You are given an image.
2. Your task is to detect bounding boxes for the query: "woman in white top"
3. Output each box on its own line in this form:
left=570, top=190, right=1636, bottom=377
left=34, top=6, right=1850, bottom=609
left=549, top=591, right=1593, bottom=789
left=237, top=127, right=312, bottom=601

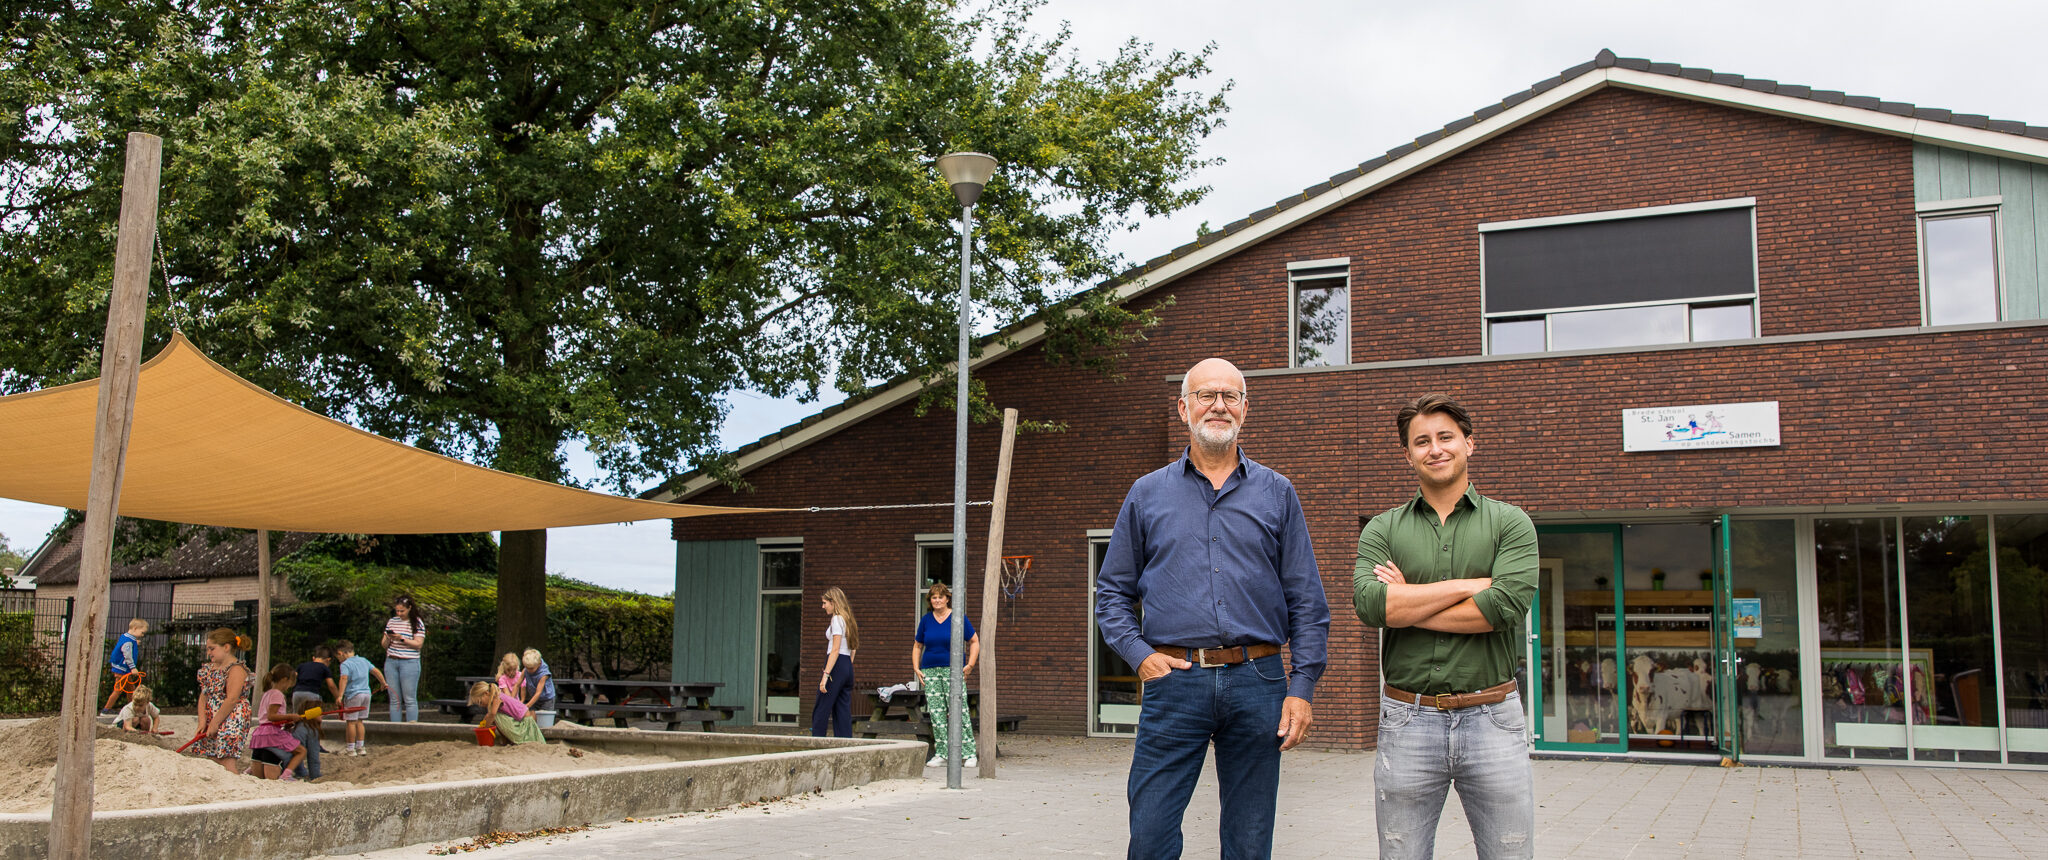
left=381, top=595, right=427, bottom=722
left=812, top=587, right=860, bottom=737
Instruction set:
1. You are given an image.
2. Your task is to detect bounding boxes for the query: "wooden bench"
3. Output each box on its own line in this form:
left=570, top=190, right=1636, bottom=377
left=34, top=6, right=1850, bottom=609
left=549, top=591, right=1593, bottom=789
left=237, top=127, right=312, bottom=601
left=554, top=701, right=745, bottom=732
left=429, top=698, right=479, bottom=722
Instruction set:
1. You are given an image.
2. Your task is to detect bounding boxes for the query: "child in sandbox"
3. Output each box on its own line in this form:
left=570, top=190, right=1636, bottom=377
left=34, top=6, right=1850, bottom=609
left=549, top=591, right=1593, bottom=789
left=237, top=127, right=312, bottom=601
left=192, top=628, right=254, bottom=774
left=333, top=639, right=386, bottom=756
left=249, top=664, right=309, bottom=780
left=118, top=684, right=161, bottom=733
left=468, top=680, right=546, bottom=745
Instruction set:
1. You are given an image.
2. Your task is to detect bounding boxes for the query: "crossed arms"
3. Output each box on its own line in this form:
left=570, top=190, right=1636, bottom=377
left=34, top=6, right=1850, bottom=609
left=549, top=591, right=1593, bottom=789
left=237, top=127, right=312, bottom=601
left=1351, top=511, right=1537, bottom=634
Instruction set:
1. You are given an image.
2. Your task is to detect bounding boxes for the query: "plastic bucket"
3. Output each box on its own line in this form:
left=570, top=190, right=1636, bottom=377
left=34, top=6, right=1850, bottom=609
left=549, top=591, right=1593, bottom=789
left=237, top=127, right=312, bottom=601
left=472, top=723, right=496, bottom=746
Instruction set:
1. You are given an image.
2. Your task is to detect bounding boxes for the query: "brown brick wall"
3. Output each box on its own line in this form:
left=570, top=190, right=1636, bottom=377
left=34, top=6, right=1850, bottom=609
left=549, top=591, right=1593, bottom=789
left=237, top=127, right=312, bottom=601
left=672, top=86, right=2045, bottom=749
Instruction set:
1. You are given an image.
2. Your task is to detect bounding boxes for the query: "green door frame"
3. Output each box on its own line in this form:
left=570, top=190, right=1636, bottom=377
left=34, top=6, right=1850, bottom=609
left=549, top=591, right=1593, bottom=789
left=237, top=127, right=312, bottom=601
left=1531, top=524, right=1628, bottom=754
left=1713, top=515, right=1740, bottom=762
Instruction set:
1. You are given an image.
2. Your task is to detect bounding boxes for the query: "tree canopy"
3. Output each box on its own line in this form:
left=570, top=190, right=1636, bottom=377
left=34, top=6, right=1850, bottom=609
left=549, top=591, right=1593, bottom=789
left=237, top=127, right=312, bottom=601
left=2, top=0, right=1227, bottom=646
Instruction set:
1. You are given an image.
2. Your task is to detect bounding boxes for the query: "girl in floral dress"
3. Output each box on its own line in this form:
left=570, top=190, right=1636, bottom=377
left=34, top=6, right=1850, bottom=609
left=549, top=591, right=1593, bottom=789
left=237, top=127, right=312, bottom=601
left=193, top=628, right=254, bottom=773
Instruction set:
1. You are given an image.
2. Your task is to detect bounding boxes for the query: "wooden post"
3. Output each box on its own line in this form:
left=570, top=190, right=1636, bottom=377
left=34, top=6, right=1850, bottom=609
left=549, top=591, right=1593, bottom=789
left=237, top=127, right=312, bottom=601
left=255, top=529, right=271, bottom=675
left=49, top=131, right=161, bottom=859
left=976, top=408, right=1018, bottom=778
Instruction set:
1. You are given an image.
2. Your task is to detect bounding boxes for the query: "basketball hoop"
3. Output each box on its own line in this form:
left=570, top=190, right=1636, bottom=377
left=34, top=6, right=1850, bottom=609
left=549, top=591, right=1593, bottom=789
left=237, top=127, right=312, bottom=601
left=1000, top=555, right=1031, bottom=600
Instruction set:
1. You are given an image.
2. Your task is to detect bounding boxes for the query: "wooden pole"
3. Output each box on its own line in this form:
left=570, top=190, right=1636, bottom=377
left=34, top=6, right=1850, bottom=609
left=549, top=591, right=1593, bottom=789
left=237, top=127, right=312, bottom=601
left=49, top=131, right=161, bottom=859
left=976, top=408, right=1018, bottom=778
left=255, top=529, right=271, bottom=675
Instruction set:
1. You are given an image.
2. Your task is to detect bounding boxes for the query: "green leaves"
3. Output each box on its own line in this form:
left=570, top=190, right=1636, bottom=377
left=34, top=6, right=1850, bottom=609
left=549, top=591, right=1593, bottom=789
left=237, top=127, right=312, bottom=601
left=1, top=0, right=1226, bottom=489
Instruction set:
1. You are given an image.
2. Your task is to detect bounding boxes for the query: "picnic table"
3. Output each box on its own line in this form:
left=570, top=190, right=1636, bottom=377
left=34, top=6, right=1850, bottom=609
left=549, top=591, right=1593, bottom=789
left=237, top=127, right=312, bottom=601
left=435, top=676, right=744, bottom=732
left=857, top=687, right=1025, bottom=754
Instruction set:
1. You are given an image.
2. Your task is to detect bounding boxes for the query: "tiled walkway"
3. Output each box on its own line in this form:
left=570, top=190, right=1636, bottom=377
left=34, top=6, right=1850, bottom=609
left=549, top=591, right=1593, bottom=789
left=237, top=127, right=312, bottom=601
left=342, top=736, right=2048, bottom=858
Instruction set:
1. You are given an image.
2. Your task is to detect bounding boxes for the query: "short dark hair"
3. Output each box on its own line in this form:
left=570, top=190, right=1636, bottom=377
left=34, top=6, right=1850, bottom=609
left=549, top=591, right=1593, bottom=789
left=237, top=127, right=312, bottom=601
left=334, top=639, right=354, bottom=652
left=313, top=643, right=334, bottom=660
left=1396, top=393, right=1474, bottom=442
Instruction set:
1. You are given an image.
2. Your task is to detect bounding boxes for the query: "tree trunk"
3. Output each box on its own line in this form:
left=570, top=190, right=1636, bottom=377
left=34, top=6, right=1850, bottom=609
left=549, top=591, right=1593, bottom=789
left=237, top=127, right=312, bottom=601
left=497, top=529, right=548, bottom=657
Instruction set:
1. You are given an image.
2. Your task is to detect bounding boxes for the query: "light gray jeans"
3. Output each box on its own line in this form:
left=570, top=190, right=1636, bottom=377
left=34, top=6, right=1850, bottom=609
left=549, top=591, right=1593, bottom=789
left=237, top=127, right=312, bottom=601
left=1374, top=691, right=1534, bottom=860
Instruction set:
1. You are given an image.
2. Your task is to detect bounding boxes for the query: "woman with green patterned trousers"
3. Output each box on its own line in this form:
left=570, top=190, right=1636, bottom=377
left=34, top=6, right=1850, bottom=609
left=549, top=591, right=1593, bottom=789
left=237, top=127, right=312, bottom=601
left=912, top=582, right=979, bottom=768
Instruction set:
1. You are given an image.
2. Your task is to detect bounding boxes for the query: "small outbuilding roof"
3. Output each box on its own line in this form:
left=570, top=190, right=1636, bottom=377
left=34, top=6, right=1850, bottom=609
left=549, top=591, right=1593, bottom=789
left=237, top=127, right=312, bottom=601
left=23, top=524, right=313, bottom=587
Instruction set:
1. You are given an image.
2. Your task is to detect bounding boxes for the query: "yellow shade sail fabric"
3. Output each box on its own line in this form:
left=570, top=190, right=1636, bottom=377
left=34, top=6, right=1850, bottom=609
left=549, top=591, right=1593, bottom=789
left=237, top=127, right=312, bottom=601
left=0, top=333, right=777, bottom=532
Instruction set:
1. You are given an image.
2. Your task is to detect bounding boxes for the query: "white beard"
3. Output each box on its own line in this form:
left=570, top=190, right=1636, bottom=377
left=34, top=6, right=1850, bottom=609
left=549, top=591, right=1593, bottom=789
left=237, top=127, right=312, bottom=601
left=1191, top=418, right=1239, bottom=449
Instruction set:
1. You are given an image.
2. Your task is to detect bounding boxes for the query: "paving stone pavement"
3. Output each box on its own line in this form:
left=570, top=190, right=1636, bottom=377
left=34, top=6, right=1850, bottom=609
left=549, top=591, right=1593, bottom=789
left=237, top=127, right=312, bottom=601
left=337, top=735, right=2048, bottom=859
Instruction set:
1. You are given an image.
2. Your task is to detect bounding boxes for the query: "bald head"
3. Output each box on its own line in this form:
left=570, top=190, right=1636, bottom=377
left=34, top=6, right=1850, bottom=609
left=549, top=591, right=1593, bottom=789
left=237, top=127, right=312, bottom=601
left=1180, top=358, right=1246, bottom=397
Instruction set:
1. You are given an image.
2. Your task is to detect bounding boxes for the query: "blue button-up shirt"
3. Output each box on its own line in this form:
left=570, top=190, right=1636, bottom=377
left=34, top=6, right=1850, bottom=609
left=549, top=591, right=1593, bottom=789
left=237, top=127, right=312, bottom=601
left=1095, top=449, right=1331, bottom=701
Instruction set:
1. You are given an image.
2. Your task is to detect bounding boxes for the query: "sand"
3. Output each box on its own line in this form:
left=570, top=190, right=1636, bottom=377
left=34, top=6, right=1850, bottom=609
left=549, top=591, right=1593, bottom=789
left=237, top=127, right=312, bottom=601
left=0, top=716, right=671, bottom=813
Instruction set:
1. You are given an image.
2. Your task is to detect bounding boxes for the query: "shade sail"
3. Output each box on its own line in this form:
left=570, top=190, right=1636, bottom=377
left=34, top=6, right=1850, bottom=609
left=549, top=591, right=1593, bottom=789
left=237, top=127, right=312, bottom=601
left=0, top=333, right=779, bottom=532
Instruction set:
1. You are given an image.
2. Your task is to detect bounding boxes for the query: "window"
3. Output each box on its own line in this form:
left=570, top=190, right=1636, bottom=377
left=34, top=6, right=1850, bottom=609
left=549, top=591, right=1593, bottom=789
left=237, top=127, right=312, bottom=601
left=1087, top=532, right=1139, bottom=735
left=917, top=536, right=953, bottom=612
left=1482, top=200, right=1757, bottom=354
left=757, top=542, right=803, bottom=724
left=1289, top=259, right=1349, bottom=367
left=1920, top=207, right=2000, bottom=325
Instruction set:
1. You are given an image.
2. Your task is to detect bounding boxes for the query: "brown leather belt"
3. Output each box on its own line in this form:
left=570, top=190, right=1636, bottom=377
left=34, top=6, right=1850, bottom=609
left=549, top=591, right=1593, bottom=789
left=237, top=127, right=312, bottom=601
left=1384, top=680, right=1518, bottom=710
left=1154, top=643, right=1282, bottom=667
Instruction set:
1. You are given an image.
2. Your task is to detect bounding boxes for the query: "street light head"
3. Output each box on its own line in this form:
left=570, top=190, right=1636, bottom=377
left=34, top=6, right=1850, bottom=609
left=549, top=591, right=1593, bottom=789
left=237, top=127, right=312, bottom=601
left=937, top=152, right=998, bottom=207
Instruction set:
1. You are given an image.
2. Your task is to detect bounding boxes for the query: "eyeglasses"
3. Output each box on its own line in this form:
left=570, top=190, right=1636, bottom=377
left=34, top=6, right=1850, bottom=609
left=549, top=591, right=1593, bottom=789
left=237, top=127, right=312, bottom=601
left=1182, top=389, right=1247, bottom=407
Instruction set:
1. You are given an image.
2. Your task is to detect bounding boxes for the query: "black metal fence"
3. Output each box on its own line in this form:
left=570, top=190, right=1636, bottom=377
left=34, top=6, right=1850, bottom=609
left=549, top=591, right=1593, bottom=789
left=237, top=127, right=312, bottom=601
left=0, top=593, right=255, bottom=711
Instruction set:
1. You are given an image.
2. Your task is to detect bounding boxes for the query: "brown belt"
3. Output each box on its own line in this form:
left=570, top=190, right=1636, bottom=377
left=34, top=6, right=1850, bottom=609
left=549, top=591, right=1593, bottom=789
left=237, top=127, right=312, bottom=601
left=1384, top=680, right=1518, bottom=710
left=1154, top=643, right=1282, bottom=667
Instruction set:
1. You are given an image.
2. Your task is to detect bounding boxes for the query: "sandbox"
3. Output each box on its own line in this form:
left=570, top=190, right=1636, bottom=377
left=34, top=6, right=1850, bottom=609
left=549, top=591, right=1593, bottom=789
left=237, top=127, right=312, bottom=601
left=0, top=716, right=923, bottom=859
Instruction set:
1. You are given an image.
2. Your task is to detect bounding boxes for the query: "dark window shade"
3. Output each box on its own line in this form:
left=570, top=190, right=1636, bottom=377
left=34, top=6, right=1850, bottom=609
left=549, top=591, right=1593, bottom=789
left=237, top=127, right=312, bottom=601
left=1483, top=208, right=1754, bottom=314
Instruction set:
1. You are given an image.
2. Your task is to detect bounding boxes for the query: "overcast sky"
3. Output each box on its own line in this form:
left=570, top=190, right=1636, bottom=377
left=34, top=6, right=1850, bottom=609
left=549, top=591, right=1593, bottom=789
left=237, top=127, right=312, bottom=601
left=8, top=0, right=2047, bottom=593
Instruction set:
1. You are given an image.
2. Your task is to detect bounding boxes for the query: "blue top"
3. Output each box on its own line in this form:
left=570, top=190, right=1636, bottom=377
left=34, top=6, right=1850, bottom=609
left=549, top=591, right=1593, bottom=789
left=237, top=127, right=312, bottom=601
left=523, top=658, right=556, bottom=702
left=915, top=612, right=976, bottom=670
left=108, top=632, right=140, bottom=675
left=337, top=655, right=375, bottom=698
left=293, top=660, right=331, bottom=695
left=1095, top=449, right=1331, bottom=702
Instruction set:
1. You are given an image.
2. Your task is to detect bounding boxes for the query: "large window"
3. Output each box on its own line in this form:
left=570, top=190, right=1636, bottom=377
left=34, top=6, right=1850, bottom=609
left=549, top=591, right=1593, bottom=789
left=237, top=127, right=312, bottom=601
left=1815, top=513, right=2048, bottom=764
left=757, top=543, right=803, bottom=724
left=1920, top=205, right=2001, bottom=325
left=1289, top=260, right=1349, bottom=367
left=1482, top=200, right=1757, bottom=354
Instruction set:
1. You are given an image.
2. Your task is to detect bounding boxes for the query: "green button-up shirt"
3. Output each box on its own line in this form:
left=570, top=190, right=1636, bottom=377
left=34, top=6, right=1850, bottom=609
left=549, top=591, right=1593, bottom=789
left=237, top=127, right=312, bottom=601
left=1353, top=484, right=1538, bottom=696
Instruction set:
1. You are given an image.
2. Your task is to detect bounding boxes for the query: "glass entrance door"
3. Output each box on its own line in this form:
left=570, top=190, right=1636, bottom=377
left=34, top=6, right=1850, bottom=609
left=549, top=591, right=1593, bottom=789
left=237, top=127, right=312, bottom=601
left=1532, top=526, right=1625, bottom=752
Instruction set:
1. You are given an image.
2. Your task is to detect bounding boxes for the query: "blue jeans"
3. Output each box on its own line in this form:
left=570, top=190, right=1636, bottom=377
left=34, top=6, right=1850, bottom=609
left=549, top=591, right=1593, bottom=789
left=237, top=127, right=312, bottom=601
left=291, top=721, right=322, bottom=779
left=1127, top=653, right=1287, bottom=860
left=812, top=657, right=854, bottom=737
left=384, top=657, right=420, bottom=722
left=1375, top=692, right=1534, bottom=860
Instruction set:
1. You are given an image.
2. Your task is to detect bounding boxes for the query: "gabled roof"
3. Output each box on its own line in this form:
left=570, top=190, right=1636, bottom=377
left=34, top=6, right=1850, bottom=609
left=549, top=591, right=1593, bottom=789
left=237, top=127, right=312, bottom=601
left=23, top=523, right=314, bottom=587
left=655, top=49, right=2048, bottom=503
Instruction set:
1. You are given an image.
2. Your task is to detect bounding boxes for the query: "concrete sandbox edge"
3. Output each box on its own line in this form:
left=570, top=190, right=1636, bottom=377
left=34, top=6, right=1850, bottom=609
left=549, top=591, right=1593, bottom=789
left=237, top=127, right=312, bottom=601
left=1, top=722, right=925, bottom=859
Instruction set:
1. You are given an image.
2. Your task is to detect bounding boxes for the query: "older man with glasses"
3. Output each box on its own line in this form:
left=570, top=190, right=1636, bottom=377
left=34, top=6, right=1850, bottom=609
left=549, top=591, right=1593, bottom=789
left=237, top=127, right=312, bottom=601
left=1096, top=357, right=1331, bottom=860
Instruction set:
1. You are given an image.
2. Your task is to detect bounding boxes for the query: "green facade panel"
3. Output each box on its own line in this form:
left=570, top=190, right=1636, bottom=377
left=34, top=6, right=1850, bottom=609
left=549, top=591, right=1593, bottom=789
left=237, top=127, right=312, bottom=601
left=672, top=539, right=759, bottom=719
left=1913, top=143, right=2048, bottom=319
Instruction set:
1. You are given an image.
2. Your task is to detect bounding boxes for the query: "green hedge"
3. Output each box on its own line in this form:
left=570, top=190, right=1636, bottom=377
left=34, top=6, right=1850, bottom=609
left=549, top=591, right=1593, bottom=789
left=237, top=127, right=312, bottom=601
left=274, top=555, right=673, bottom=702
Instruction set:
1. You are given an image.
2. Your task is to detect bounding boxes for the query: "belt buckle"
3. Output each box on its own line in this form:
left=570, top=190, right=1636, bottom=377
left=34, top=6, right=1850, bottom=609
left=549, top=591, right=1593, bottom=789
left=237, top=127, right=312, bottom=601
left=1194, top=648, right=1226, bottom=668
left=1430, top=693, right=1456, bottom=710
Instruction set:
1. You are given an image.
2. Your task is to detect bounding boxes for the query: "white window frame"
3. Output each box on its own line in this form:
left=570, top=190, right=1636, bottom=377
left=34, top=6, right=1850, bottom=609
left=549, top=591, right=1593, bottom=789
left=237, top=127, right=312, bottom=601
left=1479, top=199, right=1761, bottom=355
left=915, top=533, right=953, bottom=613
left=1916, top=197, right=2004, bottom=326
left=1084, top=529, right=1139, bottom=736
left=754, top=538, right=804, bottom=725
left=1287, top=258, right=1351, bottom=368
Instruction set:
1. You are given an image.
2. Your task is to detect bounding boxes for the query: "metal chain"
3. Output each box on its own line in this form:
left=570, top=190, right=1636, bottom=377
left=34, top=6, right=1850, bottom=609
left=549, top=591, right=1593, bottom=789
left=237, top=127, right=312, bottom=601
left=804, top=501, right=992, bottom=512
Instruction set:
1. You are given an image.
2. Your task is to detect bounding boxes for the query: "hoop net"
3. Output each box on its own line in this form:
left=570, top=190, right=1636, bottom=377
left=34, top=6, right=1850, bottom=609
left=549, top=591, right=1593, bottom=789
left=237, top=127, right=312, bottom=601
left=1000, top=555, right=1032, bottom=600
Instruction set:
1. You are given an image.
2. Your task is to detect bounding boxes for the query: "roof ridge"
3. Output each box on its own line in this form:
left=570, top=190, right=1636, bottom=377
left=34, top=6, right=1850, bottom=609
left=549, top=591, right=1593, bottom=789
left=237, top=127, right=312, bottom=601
left=662, top=49, right=2048, bottom=498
